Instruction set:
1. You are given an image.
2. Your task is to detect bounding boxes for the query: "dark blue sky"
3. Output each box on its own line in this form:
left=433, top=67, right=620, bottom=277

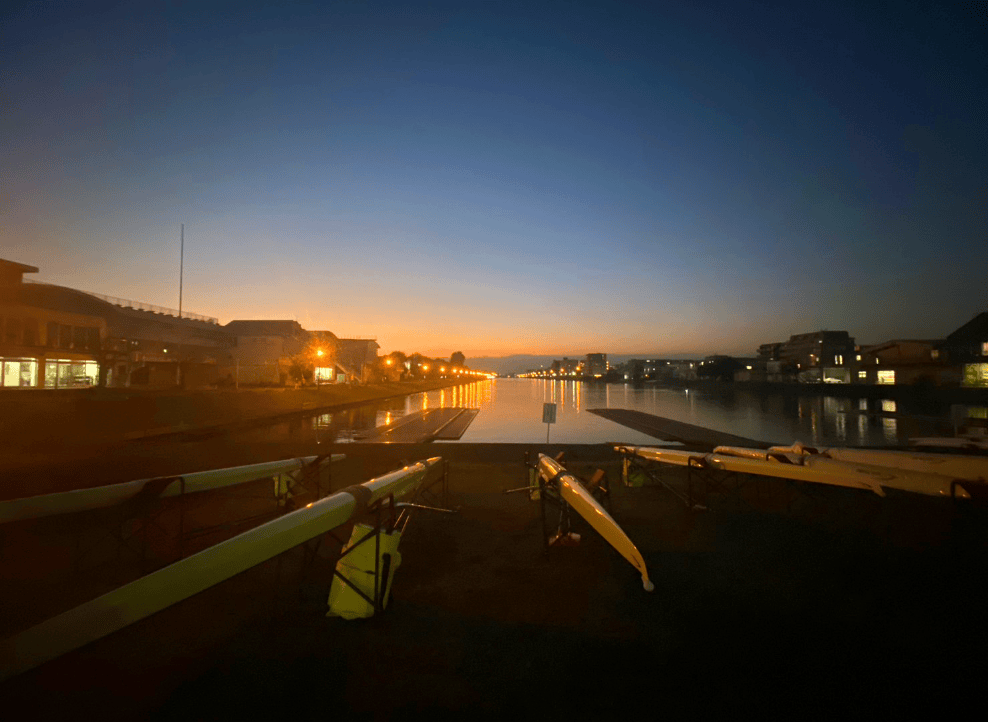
left=3, top=1, right=984, bottom=356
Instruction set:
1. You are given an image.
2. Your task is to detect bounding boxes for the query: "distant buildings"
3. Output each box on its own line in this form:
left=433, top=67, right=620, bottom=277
left=585, top=353, right=607, bottom=377
left=747, top=316, right=988, bottom=388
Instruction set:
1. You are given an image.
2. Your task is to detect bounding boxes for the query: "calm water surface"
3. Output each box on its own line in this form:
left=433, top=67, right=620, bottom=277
left=301, top=378, right=974, bottom=447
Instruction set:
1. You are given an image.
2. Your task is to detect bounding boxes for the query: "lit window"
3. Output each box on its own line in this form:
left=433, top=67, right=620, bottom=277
left=858, top=371, right=867, bottom=379
left=982, top=341, right=988, bottom=356
left=856, top=354, right=861, bottom=361
left=931, top=349, right=940, bottom=360
left=877, top=370, right=895, bottom=385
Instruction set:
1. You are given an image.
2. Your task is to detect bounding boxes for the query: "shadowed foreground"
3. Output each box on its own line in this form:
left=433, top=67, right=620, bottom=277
left=2, top=444, right=986, bottom=718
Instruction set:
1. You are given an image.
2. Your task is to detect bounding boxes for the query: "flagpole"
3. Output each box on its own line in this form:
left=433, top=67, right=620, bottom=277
left=179, top=224, right=184, bottom=319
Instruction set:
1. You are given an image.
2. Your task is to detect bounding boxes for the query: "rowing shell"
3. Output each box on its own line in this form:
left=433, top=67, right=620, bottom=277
left=0, top=457, right=440, bottom=682
left=0, top=455, right=346, bottom=525
left=538, top=454, right=653, bottom=592
left=712, top=443, right=988, bottom=482
left=615, top=445, right=974, bottom=499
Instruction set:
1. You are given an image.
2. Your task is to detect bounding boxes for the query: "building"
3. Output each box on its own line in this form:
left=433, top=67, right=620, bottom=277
left=2, top=258, right=229, bottom=389
left=584, top=353, right=607, bottom=378
left=855, top=340, right=952, bottom=386
left=780, top=330, right=856, bottom=383
left=937, top=312, right=988, bottom=388
left=335, top=338, right=380, bottom=383
left=757, top=342, right=784, bottom=362
left=1, top=260, right=102, bottom=389
left=550, top=357, right=580, bottom=376
left=223, top=320, right=310, bottom=386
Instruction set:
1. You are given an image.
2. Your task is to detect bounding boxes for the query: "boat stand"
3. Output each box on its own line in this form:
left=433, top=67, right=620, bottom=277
left=70, top=476, right=186, bottom=577
left=66, top=456, right=336, bottom=577
left=325, top=480, right=457, bottom=619
left=509, top=453, right=592, bottom=552
left=619, top=451, right=708, bottom=511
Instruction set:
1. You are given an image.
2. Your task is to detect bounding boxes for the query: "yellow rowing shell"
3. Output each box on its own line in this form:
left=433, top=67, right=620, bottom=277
left=538, top=454, right=654, bottom=592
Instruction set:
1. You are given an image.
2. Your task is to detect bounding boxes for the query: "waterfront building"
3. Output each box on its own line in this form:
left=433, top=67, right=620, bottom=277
left=937, top=312, right=988, bottom=388
left=1, top=258, right=228, bottom=389
left=585, top=353, right=607, bottom=378
left=550, top=357, right=580, bottom=376
left=224, top=320, right=309, bottom=386
left=780, top=330, right=856, bottom=383
left=336, top=338, right=381, bottom=383
left=855, top=340, right=952, bottom=386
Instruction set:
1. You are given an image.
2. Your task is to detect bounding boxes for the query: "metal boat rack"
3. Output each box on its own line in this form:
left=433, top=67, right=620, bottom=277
left=65, top=455, right=338, bottom=577
left=508, top=452, right=611, bottom=552
left=322, top=459, right=454, bottom=616
left=617, top=449, right=798, bottom=514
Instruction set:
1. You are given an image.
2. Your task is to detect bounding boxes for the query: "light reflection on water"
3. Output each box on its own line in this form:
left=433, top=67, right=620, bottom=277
left=258, top=378, right=963, bottom=446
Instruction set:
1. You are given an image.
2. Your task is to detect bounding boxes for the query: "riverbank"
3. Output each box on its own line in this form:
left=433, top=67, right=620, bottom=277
left=0, top=377, right=480, bottom=455
left=2, top=444, right=985, bottom=718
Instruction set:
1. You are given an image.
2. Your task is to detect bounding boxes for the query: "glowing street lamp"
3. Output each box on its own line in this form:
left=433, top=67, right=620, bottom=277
left=316, top=348, right=325, bottom=358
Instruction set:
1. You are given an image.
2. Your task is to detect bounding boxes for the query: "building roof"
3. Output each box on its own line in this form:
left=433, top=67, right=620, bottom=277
left=944, top=312, right=988, bottom=343
left=0, top=259, right=40, bottom=274
left=224, top=320, right=307, bottom=337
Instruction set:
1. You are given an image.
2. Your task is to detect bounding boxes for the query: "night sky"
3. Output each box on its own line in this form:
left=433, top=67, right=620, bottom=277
left=3, top=1, right=984, bottom=357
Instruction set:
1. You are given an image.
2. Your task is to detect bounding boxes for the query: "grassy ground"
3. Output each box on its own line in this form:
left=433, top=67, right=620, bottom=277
left=2, top=443, right=987, bottom=718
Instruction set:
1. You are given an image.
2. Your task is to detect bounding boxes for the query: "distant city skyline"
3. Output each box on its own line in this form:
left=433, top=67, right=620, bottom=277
left=4, top=2, right=984, bottom=359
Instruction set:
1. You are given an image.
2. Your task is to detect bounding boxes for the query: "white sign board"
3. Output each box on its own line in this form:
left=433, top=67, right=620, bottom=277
left=542, top=402, right=557, bottom=424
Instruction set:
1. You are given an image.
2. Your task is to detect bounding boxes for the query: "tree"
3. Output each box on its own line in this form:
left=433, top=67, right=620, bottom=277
left=450, top=351, right=465, bottom=367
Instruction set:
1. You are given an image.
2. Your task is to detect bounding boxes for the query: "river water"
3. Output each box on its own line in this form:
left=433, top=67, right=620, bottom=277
left=299, top=378, right=982, bottom=447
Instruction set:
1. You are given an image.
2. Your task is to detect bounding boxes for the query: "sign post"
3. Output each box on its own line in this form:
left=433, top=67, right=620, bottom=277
left=542, top=402, right=557, bottom=443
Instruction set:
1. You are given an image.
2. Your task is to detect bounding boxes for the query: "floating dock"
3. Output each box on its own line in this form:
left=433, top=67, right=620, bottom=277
left=356, top=408, right=479, bottom=442
left=589, top=408, right=771, bottom=449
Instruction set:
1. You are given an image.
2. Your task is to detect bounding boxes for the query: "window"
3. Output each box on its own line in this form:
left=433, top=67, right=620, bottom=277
left=0, top=358, right=38, bottom=387
left=963, top=364, right=988, bottom=388
left=858, top=371, right=867, bottom=379
left=856, top=354, right=861, bottom=361
left=982, top=341, right=988, bottom=356
left=47, top=322, right=59, bottom=347
left=931, top=349, right=940, bottom=360
left=877, top=370, right=895, bottom=385
left=43, top=359, right=99, bottom=388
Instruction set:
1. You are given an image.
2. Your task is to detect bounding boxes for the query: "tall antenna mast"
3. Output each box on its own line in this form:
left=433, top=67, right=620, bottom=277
left=179, top=223, right=184, bottom=319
